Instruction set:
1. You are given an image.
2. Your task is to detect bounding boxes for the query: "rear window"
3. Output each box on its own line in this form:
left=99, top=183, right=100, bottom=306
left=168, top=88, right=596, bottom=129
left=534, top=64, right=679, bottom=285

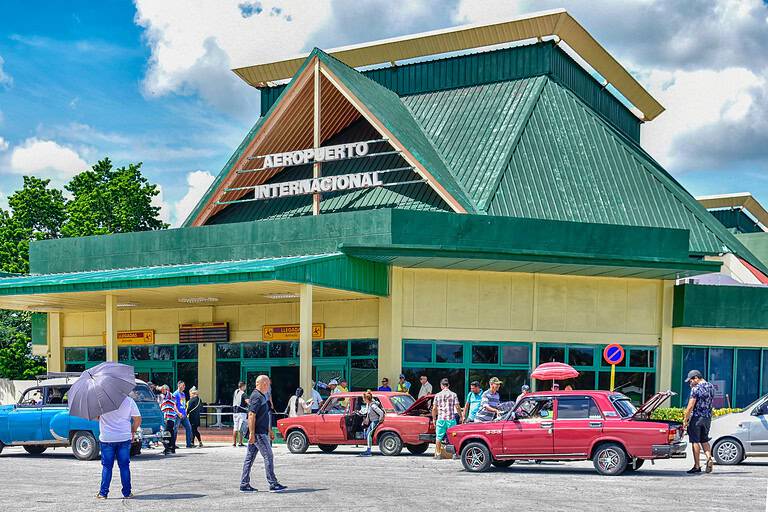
left=610, top=397, right=637, bottom=418
left=390, top=395, right=415, bottom=413
left=130, top=384, right=157, bottom=403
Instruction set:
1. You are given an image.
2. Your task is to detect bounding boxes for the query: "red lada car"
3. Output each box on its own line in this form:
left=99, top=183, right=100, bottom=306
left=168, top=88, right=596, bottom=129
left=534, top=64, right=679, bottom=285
left=277, top=391, right=434, bottom=456
left=445, top=390, right=685, bottom=475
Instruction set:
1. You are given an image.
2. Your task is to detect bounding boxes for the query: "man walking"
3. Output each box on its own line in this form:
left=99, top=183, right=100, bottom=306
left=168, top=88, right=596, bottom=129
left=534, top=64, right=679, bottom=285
left=159, top=385, right=178, bottom=455
left=418, top=375, right=433, bottom=398
left=462, top=381, right=483, bottom=423
left=683, top=370, right=716, bottom=474
left=233, top=381, right=248, bottom=447
left=173, top=381, right=193, bottom=448
left=240, top=375, right=287, bottom=493
left=474, top=377, right=503, bottom=422
left=432, top=378, right=461, bottom=460
left=96, top=394, right=141, bottom=499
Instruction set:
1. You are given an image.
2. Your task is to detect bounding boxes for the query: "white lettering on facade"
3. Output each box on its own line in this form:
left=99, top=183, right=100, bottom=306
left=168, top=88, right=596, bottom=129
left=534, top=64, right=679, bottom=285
left=259, top=141, right=372, bottom=169
left=249, top=171, right=384, bottom=202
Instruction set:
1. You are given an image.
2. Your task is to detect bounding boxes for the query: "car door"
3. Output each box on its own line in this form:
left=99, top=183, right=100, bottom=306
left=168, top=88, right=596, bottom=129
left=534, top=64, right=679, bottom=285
left=502, top=397, right=554, bottom=457
left=553, top=396, right=604, bottom=457
left=747, top=398, right=768, bottom=453
left=317, top=395, right=348, bottom=444
left=9, top=387, right=45, bottom=442
left=40, top=386, right=70, bottom=441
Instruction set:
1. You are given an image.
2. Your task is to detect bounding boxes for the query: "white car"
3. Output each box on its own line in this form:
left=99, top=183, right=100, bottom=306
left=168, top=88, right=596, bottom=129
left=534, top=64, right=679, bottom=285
left=709, top=394, right=768, bottom=465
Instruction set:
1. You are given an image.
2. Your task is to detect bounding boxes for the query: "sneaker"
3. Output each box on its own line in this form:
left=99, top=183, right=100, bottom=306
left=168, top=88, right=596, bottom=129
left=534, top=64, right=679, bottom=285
left=358, top=451, right=371, bottom=457
left=239, top=485, right=258, bottom=493
left=95, top=494, right=107, bottom=500
left=123, top=494, right=134, bottom=499
left=238, top=443, right=245, bottom=447
left=269, top=484, right=287, bottom=493
left=686, top=467, right=702, bottom=474
left=232, top=443, right=236, bottom=447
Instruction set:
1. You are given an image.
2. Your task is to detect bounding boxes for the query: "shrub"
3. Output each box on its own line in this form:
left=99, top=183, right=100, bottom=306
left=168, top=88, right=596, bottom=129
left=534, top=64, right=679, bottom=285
left=650, top=407, right=741, bottom=422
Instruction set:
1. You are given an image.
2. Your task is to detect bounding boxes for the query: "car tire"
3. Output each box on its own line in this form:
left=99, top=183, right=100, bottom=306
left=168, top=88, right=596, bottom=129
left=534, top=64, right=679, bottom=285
left=24, top=445, right=47, bottom=455
left=461, top=442, right=492, bottom=472
left=130, top=442, right=142, bottom=457
left=0, top=441, right=4, bottom=455
left=406, top=443, right=429, bottom=455
left=593, top=443, right=628, bottom=476
left=491, top=459, right=515, bottom=468
left=378, top=432, right=403, bottom=456
left=286, top=430, right=309, bottom=454
left=713, top=438, right=744, bottom=465
left=625, top=459, right=645, bottom=471
left=318, top=444, right=337, bottom=453
left=72, top=431, right=100, bottom=461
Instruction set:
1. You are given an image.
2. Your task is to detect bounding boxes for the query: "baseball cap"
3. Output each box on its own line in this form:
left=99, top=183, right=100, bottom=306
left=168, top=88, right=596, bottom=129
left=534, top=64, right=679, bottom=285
left=399, top=374, right=406, bottom=379
left=685, top=370, right=703, bottom=382
left=489, top=377, right=503, bottom=385
left=329, top=379, right=338, bottom=385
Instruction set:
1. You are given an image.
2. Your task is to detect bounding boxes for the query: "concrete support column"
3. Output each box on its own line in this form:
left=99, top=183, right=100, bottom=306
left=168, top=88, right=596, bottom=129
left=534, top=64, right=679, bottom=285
left=105, top=294, right=119, bottom=362
left=299, top=284, right=314, bottom=396
left=658, top=280, right=675, bottom=393
left=47, top=312, right=63, bottom=372
left=378, top=267, right=403, bottom=385
left=198, top=306, right=216, bottom=403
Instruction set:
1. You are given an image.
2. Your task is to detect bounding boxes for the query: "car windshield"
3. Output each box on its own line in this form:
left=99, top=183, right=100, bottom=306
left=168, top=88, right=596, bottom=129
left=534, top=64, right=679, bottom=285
left=389, top=394, right=415, bottom=413
left=742, top=394, right=768, bottom=413
left=130, top=384, right=156, bottom=403
left=611, top=396, right=638, bottom=418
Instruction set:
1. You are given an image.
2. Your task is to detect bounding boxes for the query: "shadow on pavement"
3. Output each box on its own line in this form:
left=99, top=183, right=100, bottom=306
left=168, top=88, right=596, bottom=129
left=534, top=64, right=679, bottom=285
left=278, top=488, right=327, bottom=494
left=476, top=465, right=750, bottom=477
left=133, top=493, right=206, bottom=500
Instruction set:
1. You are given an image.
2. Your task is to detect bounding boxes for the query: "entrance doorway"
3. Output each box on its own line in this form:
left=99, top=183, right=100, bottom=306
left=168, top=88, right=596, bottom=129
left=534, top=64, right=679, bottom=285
left=241, top=365, right=299, bottom=416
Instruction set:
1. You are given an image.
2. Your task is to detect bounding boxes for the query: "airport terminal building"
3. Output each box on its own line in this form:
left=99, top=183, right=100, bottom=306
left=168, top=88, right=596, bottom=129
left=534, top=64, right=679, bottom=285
left=3, top=10, right=768, bottom=412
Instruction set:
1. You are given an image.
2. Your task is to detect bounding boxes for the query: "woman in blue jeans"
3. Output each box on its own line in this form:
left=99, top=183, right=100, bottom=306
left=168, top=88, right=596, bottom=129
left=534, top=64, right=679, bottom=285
left=97, top=396, right=142, bottom=499
left=358, top=391, right=384, bottom=457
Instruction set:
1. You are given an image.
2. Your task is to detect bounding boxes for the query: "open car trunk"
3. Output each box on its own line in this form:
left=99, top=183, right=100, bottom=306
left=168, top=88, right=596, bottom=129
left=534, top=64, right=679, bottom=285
left=631, top=390, right=676, bottom=421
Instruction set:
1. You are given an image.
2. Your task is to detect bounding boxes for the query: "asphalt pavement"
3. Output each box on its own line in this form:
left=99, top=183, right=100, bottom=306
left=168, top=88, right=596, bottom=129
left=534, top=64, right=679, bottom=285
left=0, top=443, right=765, bottom=512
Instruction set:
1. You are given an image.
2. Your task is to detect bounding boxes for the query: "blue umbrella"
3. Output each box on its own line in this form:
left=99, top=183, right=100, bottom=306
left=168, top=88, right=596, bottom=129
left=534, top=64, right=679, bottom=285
left=68, top=362, right=136, bottom=421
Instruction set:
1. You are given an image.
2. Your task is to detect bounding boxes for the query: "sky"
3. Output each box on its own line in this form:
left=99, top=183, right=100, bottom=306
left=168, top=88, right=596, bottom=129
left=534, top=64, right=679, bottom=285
left=0, top=0, right=767, bottom=226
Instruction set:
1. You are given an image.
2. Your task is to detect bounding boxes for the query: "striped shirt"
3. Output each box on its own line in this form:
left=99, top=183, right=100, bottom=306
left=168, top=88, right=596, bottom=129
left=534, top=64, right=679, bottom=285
left=474, top=390, right=500, bottom=422
left=433, top=389, right=459, bottom=421
left=160, top=394, right=177, bottom=422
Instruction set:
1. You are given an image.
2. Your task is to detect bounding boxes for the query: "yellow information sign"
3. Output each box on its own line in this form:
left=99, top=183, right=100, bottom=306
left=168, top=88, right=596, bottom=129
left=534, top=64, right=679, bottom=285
left=114, top=330, right=155, bottom=345
left=262, top=323, right=325, bottom=341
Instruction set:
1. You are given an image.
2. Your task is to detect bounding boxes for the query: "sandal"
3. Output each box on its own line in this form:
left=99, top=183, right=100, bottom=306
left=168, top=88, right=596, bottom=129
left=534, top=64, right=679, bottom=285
left=706, top=458, right=714, bottom=473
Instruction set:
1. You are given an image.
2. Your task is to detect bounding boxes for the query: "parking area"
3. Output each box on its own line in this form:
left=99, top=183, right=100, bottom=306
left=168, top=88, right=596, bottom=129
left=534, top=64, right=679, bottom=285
left=1, top=444, right=766, bottom=512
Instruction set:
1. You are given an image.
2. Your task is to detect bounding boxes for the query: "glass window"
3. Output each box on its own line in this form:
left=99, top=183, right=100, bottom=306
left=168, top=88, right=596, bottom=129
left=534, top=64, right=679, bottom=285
left=64, top=347, right=86, bottom=362
left=539, top=346, right=565, bottom=363
left=65, top=363, right=85, bottom=373
left=131, top=346, right=150, bottom=360
left=572, top=371, right=597, bottom=391
left=312, top=341, right=321, bottom=357
left=215, top=361, right=241, bottom=405
left=351, top=340, right=378, bottom=356
left=735, top=349, right=760, bottom=408
left=598, top=371, right=656, bottom=404
left=323, top=340, right=348, bottom=357
left=243, top=343, right=268, bottom=359
left=216, top=343, right=240, bottom=360
left=150, top=345, right=174, bottom=361
left=351, top=367, right=378, bottom=391
left=269, top=342, right=294, bottom=358
left=403, top=343, right=432, bottom=363
left=681, top=347, right=708, bottom=395
left=351, top=359, right=377, bottom=369
left=130, top=384, right=156, bottom=403
left=610, top=396, right=637, bottom=418
left=629, top=349, right=654, bottom=368
left=177, top=362, right=198, bottom=392
left=86, top=347, right=106, bottom=362
left=321, top=397, right=347, bottom=414
left=436, top=343, right=463, bottom=364
left=177, top=344, right=198, bottom=360
left=118, top=347, right=129, bottom=361
left=502, top=345, right=529, bottom=365
left=389, top=394, right=415, bottom=413
left=469, top=369, right=526, bottom=403
left=402, top=367, right=464, bottom=400
left=471, top=345, right=498, bottom=365
left=708, top=348, right=733, bottom=409
left=557, top=397, right=599, bottom=419
left=568, top=346, right=594, bottom=367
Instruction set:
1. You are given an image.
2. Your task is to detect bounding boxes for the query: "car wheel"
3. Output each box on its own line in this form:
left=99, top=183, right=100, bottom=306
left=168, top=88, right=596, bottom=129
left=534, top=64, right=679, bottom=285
left=0, top=441, right=4, bottom=455
left=406, top=443, right=429, bottom=455
left=24, top=445, right=47, bottom=455
left=72, top=431, right=100, bottom=461
left=713, top=438, right=744, bottom=465
left=378, top=432, right=403, bottom=456
left=593, top=443, right=628, bottom=475
left=491, top=459, right=515, bottom=468
left=318, top=444, right=337, bottom=453
left=286, top=430, right=309, bottom=454
left=625, top=459, right=645, bottom=471
left=130, top=442, right=142, bottom=457
left=461, top=442, right=492, bottom=472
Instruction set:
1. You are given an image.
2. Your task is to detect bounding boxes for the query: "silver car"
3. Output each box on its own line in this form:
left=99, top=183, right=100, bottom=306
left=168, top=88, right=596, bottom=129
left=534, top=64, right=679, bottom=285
left=709, top=394, right=768, bottom=464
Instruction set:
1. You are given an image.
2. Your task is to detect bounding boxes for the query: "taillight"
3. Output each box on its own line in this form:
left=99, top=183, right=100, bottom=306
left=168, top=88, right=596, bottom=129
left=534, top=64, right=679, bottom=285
left=668, top=427, right=677, bottom=442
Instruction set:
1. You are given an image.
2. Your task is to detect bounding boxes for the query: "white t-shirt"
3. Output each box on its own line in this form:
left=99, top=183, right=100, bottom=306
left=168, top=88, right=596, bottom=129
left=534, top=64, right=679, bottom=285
left=99, top=397, right=141, bottom=443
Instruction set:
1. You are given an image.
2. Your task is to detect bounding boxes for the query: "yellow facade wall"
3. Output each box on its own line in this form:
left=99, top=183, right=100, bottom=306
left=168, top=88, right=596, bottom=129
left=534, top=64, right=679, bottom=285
left=673, top=327, right=768, bottom=347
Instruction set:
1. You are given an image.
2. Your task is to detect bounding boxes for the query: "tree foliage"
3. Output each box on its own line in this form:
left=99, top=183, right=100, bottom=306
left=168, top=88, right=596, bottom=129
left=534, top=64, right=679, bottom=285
left=0, top=158, right=167, bottom=379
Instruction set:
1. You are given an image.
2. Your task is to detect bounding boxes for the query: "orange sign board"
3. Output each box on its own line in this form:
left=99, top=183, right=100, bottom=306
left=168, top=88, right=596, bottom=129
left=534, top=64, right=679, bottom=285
left=262, top=323, right=325, bottom=341
left=115, top=330, right=155, bottom=345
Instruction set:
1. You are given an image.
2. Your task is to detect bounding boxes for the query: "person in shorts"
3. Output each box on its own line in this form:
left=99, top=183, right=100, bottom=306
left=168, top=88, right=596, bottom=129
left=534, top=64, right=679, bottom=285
left=233, top=382, right=248, bottom=447
left=683, top=369, right=715, bottom=474
left=431, top=378, right=461, bottom=460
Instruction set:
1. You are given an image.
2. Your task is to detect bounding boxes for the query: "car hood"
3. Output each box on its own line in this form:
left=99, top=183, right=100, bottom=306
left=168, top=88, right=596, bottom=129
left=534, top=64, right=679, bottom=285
left=403, top=394, right=434, bottom=415
left=632, top=390, right=676, bottom=419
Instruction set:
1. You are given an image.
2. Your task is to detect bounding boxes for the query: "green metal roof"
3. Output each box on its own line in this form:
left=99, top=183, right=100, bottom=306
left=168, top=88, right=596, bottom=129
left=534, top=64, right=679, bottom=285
left=0, top=253, right=389, bottom=297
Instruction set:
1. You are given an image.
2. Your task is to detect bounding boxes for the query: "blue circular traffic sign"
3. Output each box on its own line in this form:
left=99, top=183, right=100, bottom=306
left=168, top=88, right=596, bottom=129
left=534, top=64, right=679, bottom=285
left=603, top=344, right=625, bottom=365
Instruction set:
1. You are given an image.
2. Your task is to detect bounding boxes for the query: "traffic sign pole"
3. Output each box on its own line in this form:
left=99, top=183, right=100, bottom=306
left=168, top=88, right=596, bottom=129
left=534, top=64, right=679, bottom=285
left=610, top=364, right=616, bottom=391
left=603, top=344, right=625, bottom=392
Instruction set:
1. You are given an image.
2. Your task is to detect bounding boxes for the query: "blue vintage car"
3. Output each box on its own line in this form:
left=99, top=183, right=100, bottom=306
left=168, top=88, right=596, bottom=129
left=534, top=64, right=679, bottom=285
left=0, top=377, right=164, bottom=460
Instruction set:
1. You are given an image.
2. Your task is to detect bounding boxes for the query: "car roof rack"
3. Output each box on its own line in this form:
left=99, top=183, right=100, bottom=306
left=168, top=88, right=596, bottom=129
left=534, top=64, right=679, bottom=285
left=35, top=372, right=82, bottom=384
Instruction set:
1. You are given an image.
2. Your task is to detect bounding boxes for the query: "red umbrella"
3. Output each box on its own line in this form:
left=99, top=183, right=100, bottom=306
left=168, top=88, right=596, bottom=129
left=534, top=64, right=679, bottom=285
left=531, top=362, right=579, bottom=381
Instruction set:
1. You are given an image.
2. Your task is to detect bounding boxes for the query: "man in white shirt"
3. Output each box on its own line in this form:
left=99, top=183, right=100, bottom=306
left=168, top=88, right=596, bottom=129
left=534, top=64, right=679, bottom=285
left=97, top=395, right=141, bottom=499
left=232, top=382, right=248, bottom=447
left=310, top=380, right=323, bottom=413
left=418, top=375, right=433, bottom=398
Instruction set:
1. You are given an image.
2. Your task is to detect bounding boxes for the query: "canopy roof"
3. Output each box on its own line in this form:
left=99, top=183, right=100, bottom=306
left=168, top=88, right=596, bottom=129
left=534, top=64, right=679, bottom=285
left=233, top=9, right=664, bottom=121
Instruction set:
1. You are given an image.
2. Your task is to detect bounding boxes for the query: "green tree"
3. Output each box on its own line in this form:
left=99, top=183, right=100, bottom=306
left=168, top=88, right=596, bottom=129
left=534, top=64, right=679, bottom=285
left=0, top=310, right=44, bottom=380
left=62, top=158, right=168, bottom=237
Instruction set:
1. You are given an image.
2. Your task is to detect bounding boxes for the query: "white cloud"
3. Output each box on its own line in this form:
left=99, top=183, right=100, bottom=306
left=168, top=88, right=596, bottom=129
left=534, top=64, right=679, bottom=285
left=7, top=138, right=89, bottom=181
left=133, top=0, right=333, bottom=119
left=0, top=137, right=8, bottom=152
left=173, top=170, right=215, bottom=225
left=152, top=183, right=172, bottom=225
left=0, top=55, right=12, bottom=87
